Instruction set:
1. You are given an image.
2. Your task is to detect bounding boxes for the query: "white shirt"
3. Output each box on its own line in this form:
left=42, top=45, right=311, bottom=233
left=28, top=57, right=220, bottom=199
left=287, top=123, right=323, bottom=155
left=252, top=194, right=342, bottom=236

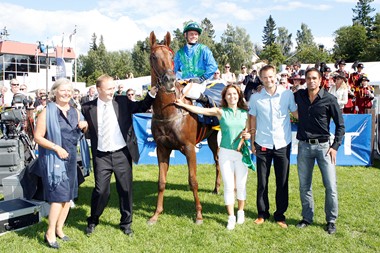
left=329, top=84, right=348, bottom=109
left=3, top=91, right=14, bottom=107
left=97, top=99, right=126, bottom=152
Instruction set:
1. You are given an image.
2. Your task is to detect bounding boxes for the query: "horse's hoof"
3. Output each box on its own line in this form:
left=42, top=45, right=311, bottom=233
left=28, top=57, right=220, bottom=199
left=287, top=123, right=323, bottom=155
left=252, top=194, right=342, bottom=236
left=212, top=189, right=219, bottom=195
left=195, top=219, right=203, bottom=225
left=147, top=219, right=157, bottom=226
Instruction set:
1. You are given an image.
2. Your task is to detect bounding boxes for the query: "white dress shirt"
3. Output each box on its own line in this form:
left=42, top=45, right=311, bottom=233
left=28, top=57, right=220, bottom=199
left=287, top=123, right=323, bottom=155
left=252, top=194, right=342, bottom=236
left=97, top=99, right=126, bottom=152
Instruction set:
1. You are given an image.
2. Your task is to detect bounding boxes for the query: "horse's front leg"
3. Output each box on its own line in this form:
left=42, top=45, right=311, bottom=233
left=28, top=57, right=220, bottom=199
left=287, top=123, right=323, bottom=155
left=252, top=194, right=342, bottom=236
left=184, top=145, right=203, bottom=224
left=148, top=145, right=171, bottom=225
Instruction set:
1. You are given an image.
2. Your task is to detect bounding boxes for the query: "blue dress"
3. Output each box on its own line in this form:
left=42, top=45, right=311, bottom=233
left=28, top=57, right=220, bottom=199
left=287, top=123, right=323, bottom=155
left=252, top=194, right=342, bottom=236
left=40, top=106, right=81, bottom=202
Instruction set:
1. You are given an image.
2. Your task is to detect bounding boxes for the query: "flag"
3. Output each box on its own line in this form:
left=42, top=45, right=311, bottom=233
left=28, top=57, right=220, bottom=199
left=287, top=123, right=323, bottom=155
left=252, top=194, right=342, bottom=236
left=69, top=26, right=77, bottom=48
left=56, top=58, right=66, bottom=79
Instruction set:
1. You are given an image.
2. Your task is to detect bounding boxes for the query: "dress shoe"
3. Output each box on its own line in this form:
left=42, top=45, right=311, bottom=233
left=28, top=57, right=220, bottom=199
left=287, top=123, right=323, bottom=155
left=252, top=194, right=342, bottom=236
left=44, top=233, right=60, bottom=249
left=254, top=217, right=265, bottom=225
left=123, top=228, right=134, bottom=237
left=276, top=221, right=288, bottom=229
left=296, top=220, right=310, bottom=228
left=86, top=224, right=96, bottom=236
left=325, top=222, right=336, bottom=234
left=56, top=234, right=70, bottom=241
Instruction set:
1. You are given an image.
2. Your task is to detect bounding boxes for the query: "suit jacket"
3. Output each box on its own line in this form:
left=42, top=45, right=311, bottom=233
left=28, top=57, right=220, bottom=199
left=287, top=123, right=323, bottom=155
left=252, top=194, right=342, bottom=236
left=81, top=94, right=154, bottom=164
left=80, top=95, right=97, bottom=105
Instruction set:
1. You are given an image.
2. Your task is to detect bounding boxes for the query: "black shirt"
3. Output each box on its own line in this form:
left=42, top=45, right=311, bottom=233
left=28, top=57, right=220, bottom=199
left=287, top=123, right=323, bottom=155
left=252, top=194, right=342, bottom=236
left=294, top=88, right=345, bottom=150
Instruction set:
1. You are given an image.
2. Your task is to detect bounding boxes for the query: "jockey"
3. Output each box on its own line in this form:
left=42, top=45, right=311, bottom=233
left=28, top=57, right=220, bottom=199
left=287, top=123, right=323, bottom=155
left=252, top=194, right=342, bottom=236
left=174, top=21, right=218, bottom=105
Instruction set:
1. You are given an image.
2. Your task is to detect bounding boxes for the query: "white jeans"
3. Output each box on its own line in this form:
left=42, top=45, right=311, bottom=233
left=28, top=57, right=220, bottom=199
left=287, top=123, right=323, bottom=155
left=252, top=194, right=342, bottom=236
left=182, top=82, right=207, bottom=99
left=219, top=147, right=249, bottom=205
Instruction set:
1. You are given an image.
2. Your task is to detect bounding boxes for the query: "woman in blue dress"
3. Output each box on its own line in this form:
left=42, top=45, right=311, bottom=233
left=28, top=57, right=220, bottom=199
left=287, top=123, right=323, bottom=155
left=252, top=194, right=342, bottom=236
left=34, top=78, right=88, bottom=249
left=175, top=84, right=252, bottom=231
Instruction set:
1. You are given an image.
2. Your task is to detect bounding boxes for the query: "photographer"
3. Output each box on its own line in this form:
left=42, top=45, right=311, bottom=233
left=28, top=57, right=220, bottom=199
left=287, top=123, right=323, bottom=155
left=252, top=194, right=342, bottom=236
left=3, top=79, right=21, bottom=108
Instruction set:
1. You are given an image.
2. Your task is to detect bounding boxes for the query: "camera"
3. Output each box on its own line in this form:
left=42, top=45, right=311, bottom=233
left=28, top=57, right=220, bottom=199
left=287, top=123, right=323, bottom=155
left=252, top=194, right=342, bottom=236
left=11, top=93, right=33, bottom=109
left=0, top=109, right=25, bottom=123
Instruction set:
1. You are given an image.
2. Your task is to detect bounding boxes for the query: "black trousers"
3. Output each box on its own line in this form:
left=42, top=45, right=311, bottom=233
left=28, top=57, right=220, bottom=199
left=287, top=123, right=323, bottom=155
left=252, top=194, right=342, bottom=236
left=87, top=147, right=133, bottom=230
left=255, top=143, right=291, bottom=221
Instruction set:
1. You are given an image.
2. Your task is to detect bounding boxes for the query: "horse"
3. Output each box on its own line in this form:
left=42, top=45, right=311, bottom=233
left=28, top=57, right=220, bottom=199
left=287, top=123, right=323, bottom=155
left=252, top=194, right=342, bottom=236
left=148, top=31, right=220, bottom=225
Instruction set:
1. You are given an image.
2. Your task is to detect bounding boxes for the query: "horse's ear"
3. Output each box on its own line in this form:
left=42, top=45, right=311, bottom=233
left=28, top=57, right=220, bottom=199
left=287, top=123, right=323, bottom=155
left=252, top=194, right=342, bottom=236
left=150, top=31, right=156, bottom=47
left=164, top=32, right=171, bottom=47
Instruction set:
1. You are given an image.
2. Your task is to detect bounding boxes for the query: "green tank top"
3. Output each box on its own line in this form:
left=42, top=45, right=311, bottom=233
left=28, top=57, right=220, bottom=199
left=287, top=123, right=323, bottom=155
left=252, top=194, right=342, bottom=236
left=219, top=107, right=248, bottom=150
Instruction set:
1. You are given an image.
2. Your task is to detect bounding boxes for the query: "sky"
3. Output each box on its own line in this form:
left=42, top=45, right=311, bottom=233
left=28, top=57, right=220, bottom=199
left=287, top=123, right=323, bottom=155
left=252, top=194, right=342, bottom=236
left=1, top=0, right=380, bottom=56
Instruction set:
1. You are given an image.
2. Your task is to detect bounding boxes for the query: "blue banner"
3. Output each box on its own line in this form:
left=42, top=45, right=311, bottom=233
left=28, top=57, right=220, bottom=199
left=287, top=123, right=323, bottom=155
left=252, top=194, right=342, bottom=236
left=133, top=113, right=372, bottom=166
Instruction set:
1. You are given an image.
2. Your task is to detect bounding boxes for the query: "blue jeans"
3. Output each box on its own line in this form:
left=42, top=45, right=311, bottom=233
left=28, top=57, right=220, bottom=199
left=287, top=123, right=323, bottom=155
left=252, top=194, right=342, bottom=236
left=297, top=141, right=338, bottom=224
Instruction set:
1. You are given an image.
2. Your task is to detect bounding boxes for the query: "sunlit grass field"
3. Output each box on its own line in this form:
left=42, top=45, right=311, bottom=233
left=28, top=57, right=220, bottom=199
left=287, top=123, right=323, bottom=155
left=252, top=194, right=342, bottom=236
left=0, top=162, right=379, bottom=252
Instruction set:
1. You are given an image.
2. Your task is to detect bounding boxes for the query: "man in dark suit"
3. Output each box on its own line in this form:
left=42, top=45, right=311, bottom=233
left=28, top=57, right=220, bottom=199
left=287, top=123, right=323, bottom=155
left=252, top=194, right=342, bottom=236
left=80, top=86, right=97, bottom=105
left=81, top=74, right=156, bottom=236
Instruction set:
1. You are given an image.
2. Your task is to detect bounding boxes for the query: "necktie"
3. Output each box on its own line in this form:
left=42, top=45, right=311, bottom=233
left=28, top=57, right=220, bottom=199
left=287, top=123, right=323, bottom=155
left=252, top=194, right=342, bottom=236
left=102, top=103, right=111, bottom=151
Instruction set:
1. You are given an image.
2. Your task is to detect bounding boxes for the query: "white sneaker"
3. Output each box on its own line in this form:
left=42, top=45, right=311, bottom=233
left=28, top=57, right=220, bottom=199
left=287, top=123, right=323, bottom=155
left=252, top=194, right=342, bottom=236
left=237, top=210, right=245, bottom=224
left=226, top=215, right=236, bottom=230
left=70, top=200, right=76, bottom=208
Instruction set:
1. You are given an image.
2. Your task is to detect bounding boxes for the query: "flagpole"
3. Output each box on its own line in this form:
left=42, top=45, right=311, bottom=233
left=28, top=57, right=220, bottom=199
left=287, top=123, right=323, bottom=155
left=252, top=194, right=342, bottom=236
left=74, top=27, right=77, bottom=83
left=36, top=48, right=39, bottom=88
left=46, top=45, right=49, bottom=92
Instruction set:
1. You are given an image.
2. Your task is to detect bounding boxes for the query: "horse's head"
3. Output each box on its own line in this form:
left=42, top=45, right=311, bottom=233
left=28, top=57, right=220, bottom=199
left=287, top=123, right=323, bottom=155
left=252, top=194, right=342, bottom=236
left=149, top=31, right=176, bottom=92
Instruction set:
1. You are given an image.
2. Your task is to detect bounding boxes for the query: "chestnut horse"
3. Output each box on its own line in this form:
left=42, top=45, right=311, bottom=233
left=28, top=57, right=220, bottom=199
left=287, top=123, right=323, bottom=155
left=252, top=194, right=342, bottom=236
left=148, top=31, right=220, bottom=225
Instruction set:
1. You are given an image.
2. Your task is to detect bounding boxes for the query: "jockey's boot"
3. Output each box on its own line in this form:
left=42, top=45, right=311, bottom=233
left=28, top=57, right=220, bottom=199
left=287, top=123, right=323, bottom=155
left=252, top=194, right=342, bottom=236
left=196, top=93, right=209, bottom=107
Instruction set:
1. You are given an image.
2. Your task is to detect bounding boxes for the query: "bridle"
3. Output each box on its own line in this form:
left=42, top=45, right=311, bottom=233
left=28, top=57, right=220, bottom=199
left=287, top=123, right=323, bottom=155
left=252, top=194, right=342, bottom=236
left=150, top=44, right=176, bottom=93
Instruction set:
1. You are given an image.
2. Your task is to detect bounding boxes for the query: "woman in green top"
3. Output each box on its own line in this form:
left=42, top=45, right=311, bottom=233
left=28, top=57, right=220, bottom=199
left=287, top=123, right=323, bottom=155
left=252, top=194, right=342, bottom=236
left=175, top=84, right=251, bottom=230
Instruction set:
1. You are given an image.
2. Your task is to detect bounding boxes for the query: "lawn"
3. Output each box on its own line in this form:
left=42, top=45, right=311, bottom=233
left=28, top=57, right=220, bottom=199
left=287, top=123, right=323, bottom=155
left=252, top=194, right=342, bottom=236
left=0, top=162, right=379, bottom=252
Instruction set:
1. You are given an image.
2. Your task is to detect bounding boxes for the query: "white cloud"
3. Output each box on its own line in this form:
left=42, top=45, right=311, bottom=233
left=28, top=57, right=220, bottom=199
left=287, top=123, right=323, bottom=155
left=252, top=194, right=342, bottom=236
left=314, top=36, right=335, bottom=50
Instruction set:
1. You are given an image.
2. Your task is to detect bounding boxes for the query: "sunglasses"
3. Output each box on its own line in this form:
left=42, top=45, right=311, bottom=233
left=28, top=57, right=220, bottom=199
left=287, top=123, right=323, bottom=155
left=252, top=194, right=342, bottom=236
left=225, top=66, right=230, bottom=68
left=280, top=82, right=286, bottom=84
left=11, top=83, right=20, bottom=86
left=241, top=67, right=246, bottom=69
left=214, top=72, right=220, bottom=75
left=127, top=93, right=135, bottom=96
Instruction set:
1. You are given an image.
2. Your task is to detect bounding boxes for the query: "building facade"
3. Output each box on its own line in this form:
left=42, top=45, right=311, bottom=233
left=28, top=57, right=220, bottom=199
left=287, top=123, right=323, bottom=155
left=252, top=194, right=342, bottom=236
left=0, top=40, right=76, bottom=91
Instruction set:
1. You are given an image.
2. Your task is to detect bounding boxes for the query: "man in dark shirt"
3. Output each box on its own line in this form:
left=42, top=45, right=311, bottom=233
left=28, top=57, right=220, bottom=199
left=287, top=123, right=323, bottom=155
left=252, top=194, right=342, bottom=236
left=294, top=67, right=345, bottom=235
left=243, top=67, right=262, bottom=102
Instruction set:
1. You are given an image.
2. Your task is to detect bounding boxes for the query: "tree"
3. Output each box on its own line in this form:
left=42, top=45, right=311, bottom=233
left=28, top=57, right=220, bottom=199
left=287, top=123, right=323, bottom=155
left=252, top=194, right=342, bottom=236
left=219, top=24, right=254, bottom=72
left=259, top=43, right=285, bottom=68
left=292, top=45, right=332, bottom=65
left=333, top=25, right=367, bottom=62
left=352, top=0, right=375, bottom=37
left=262, top=15, right=277, bottom=47
left=276, top=27, right=293, bottom=56
left=89, top=33, right=98, bottom=51
left=200, top=18, right=215, bottom=39
left=199, top=18, right=217, bottom=53
left=360, top=13, right=380, bottom=60
left=131, top=38, right=151, bottom=76
left=296, top=23, right=316, bottom=49
left=170, top=28, right=185, bottom=53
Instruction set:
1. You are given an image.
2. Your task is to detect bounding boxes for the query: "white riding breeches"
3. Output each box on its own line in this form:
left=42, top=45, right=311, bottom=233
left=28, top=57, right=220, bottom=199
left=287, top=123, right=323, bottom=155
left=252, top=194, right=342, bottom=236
left=182, top=82, right=207, bottom=100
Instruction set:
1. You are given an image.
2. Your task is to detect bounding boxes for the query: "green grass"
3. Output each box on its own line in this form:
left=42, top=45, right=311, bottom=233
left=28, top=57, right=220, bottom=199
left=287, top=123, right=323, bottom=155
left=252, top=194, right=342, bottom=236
left=1, top=162, right=380, bottom=253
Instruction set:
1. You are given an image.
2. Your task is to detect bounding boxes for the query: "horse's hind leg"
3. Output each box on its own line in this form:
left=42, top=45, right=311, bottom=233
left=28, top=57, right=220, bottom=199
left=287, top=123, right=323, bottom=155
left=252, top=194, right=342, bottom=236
left=207, top=130, right=220, bottom=194
left=185, top=145, right=203, bottom=224
left=148, top=146, right=171, bottom=225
